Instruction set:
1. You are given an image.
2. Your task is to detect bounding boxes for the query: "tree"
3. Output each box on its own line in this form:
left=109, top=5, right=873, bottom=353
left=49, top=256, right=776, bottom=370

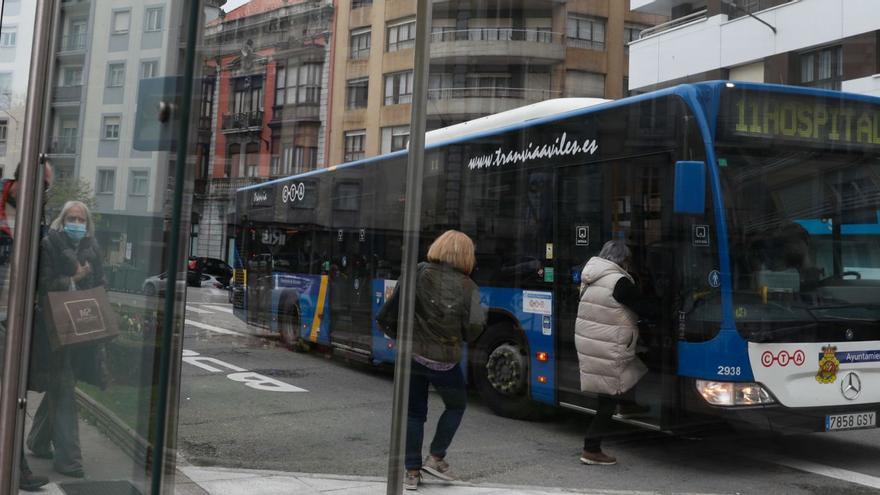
left=44, top=176, right=98, bottom=224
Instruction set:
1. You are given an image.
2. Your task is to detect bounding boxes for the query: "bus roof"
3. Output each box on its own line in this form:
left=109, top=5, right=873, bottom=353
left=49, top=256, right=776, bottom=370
left=424, top=98, right=609, bottom=146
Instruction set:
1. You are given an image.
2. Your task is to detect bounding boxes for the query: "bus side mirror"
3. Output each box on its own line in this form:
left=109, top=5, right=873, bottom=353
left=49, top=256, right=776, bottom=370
left=673, top=161, right=706, bottom=215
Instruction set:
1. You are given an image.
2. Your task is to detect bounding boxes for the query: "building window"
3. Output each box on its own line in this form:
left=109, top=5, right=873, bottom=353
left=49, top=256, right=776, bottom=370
left=344, top=130, right=366, bottom=162
left=97, top=169, right=116, bottom=194
left=0, top=120, right=7, bottom=146
left=381, top=125, right=409, bottom=153
left=431, top=26, right=455, bottom=42
left=800, top=46, right=842, bottom=90
left=232, top=76, right=263, bottom=114
left=350, top=28, right=371, bottom=59
left=346, top=78, right=368, bottom=109
left=0, top=28, right=16, bottom=48
left=565, top=70, right=605, bottom=97
left=226, top=143, right=240, bottom=177
left=107, top=63, right=125, bottom=87
left=129, top=171, right=149, bottom=196
left=112, top=10, right=131, bottom=34
left=102, top=116, right=120, bottom=140
left=566, top=15, right=605, bottom=50
left=387, top=19, right=415, bottom=52
left=351, top=0, right=372, bottom=9
left=624, top=23, right=647, bottom=52
left=141, top=61, right=158, bottom=79
left=144, top=7, right=164, bottom=32
left=294, top=146, right=318, bottom=174
left=384, top=70, right=413, bottom=105
left=275, top=63, right=322, bottom=106
left=245, top=142, right=259, bottom=177
left=270, top=136, right=280, bottom=175
left=63, top=66, right=83, bottom=86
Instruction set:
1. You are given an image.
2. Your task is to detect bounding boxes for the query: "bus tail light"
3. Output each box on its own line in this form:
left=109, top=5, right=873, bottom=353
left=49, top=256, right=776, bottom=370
left=695, top=380, right=775, bottom=407
left=536, top=351, right=549, bottom=362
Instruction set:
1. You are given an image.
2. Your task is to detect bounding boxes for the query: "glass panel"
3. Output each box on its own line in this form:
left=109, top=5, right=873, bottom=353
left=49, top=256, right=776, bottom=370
left=4, top=0, right=202, bottom=492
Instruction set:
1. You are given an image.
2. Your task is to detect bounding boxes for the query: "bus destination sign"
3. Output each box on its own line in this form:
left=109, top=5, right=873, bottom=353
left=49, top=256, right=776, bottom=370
left=719, top=89, right=880, bottom=149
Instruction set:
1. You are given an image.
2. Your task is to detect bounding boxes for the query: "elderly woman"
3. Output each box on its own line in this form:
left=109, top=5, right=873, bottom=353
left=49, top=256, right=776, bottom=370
left=575, top=240, right=651, bottom=466
left=27, top=201, right=104, bottom=479
left=378, top=230, right=486, bottom=490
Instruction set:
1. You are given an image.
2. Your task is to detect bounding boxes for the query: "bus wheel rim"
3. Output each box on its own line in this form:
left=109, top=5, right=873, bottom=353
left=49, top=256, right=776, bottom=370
left=486, top=343, right=526, bottom=396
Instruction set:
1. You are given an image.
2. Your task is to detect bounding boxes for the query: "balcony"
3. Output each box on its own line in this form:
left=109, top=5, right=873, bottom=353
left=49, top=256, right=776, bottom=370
left=47, top=136, right=78, bottom=155
left=430, top=28, right=565, bottom=65
left=195, top=177, right=268, bottom=199
left=52, top=85, right=83, bottom=103
left=58, top=33, right=87, bottom=56
left=426, top=87, right=561, bottom=118
left=61, top=0, right=90, bottom=11
left=221, top=111, right=264, bottom=133
left=269, top=104, right=321, bottom=126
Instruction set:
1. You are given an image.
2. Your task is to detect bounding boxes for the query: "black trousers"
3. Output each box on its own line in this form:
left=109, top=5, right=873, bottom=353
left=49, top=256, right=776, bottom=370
left=583, top=394, right=619, bottom=453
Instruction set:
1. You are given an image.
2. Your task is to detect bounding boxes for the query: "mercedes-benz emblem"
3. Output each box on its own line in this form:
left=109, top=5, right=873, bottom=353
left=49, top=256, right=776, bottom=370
left=841, top=372, right=862, bottom=400
left=845, top=328, right=855, bottom=341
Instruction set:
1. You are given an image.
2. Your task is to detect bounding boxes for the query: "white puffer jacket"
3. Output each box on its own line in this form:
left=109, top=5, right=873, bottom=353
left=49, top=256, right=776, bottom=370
left=575, top=257, right=647, bottom=395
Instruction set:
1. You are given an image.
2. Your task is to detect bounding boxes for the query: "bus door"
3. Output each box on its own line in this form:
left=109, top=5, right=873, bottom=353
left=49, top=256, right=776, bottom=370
left=554, top=155, right=679, bottom=430
left=328, top=228, right=374, bottom=354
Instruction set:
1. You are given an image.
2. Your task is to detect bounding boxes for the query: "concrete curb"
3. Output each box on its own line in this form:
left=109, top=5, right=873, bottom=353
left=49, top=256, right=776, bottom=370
left=74, top=387, right=151, bottom=466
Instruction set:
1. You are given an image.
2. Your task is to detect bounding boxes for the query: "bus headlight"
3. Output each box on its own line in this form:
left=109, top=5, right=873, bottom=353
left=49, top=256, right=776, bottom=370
left=695, top=380, right=776, bottom=406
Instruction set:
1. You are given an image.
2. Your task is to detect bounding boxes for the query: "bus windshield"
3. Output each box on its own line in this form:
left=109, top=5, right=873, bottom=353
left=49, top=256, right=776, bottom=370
left=717, top=148, right=880, bottom=343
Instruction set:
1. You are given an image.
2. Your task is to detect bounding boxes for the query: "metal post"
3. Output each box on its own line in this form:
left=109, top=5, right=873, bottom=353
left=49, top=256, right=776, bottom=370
left=0, top=0, right=58, bottom=492
left=385, top=0, right=431, bottom=491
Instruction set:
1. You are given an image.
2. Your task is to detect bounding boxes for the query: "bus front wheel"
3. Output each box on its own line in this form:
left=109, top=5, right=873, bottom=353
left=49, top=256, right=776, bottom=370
left=279, top=302, right=309, bottom=353
left=473, top=322, right=541, bottom=420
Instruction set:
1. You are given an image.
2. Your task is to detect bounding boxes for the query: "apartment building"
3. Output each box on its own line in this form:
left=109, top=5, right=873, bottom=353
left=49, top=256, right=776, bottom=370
left=629, top=0, right=880, bottom=96
left=0, top=0, right=37, bottom=178
left=194, top=0, right=333, bottom=259
left=327, top=0, right=664, bottom=165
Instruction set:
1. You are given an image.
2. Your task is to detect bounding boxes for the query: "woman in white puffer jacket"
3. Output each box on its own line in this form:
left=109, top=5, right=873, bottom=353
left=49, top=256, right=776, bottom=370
left=575, top=240, right=650, bottom=466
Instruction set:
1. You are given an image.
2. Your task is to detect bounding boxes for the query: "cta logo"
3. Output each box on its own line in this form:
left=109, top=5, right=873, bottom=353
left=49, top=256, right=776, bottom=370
left=282, top=182, right=306, bottom=203
left=761, top=349, right=806, bottom=368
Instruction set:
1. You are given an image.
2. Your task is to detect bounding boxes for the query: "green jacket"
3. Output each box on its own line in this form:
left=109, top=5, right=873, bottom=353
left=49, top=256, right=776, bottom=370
left=380, top=262, right=486, bottom=363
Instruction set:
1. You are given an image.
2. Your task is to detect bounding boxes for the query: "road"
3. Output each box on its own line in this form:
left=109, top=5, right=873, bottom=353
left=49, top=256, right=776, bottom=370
left=177, top=288, right=880, bottom=494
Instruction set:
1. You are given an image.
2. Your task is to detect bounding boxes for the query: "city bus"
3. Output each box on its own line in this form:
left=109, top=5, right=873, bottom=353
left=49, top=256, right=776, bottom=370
left=232, top=81, right=880, bottom=433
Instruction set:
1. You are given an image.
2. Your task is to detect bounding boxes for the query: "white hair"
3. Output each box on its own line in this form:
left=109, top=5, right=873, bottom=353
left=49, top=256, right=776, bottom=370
left=49, top=201, right=94, bottom=238
left=598, top=240, right=630, bottom=269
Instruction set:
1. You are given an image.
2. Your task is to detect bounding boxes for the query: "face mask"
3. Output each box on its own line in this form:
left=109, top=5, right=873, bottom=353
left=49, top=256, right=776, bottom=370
left=64, top=222, right=87, bottom=242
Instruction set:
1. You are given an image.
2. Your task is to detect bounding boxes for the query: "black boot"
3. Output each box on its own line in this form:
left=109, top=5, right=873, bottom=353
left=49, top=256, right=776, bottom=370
left=19, top=468, right=50, bottom=492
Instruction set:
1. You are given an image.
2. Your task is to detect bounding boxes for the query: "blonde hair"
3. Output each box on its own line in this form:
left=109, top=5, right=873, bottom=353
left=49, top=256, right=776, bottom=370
left=427, top=230, right=476, bottom=275
left=50, top=200, right=94, bottom=238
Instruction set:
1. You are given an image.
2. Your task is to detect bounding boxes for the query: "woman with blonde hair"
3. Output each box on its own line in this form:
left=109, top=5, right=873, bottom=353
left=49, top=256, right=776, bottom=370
left=378, top=230, right=486, bottom=490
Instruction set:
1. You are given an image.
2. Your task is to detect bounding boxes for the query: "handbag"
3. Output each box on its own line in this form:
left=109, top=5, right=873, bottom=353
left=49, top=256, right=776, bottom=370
left=46, top=280, right=119, bottom=349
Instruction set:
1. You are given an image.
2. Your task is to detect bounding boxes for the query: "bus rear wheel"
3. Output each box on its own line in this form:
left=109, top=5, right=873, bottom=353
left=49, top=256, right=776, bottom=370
left=473, top=322, right=541, bottom=420
left=279, top=302, right=309, bottom=353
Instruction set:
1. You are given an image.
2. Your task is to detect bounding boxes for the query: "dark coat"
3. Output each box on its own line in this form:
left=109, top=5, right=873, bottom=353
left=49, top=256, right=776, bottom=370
left=379, top=262, right=486, bottom=364
left=29, top=229, right=108, bottom=391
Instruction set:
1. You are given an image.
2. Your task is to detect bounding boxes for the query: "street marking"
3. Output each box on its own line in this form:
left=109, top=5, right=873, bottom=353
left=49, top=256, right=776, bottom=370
left=186, top=305, right=213, bottom=314
left=202, top=304, right=234, bottom=314
left=757, top=453, right=880, bottom=490
left=185, top=319, right=251, bottom=338
left=182, top=349, right=307, bottom=392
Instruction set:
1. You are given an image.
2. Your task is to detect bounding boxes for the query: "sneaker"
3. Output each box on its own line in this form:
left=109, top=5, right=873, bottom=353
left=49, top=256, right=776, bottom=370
left=422, top=455, right=455, bottom=481
left=19, top=469, right=49, bottom=492
left=579, top=450, right=617, bottom=466
left=403, top=470, right=420, bottom=491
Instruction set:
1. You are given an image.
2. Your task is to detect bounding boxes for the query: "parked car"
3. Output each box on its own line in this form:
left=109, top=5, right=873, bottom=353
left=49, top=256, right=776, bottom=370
left=144, top=272, right=224, bottom=296
left=187, top=257, right=232, bottom=287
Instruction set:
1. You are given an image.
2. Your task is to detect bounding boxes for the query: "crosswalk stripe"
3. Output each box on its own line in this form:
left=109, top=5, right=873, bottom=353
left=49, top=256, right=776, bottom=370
left=186, top=305, right=212, bottom=314
left=185, top=319, right=251, bottom=338
left=202, top=304, right=234, bottom=314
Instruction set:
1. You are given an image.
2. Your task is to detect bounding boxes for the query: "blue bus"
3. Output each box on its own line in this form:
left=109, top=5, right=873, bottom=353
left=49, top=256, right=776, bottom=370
left=232, top=81, right=880, bottom=433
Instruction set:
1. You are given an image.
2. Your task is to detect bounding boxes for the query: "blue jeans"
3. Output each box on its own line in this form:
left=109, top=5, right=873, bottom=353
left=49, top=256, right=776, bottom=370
left=405, top=360, right=467, bottom=471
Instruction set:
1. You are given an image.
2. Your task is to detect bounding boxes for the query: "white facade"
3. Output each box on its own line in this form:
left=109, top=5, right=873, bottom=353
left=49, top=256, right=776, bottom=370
left=629, top=0, right=880, bottom=92
left=0, top=0, right=37, bottom=177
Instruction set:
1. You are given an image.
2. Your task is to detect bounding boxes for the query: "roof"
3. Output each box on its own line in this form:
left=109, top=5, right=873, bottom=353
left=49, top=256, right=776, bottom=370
left=209, top=0, right=309, bottom=25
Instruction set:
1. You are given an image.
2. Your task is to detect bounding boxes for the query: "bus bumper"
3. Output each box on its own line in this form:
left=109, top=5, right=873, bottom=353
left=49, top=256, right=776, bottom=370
left=716, top=403, right=880, bottom=434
